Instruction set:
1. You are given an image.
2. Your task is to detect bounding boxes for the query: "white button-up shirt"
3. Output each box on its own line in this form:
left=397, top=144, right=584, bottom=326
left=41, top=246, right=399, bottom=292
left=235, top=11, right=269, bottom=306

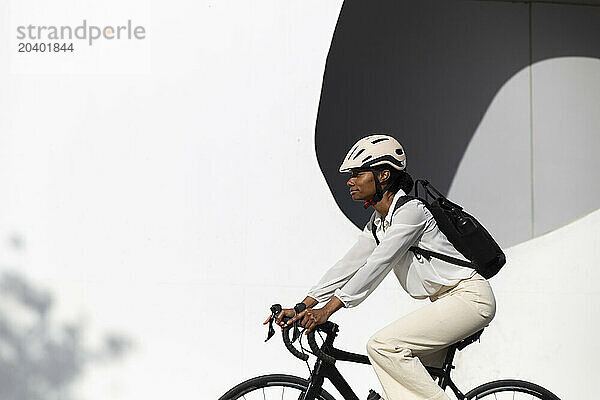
left=307, top=189, right=476, bottom=307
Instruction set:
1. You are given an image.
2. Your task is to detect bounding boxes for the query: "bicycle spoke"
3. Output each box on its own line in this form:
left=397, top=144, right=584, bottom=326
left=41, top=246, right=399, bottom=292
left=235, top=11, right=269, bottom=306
left=243, top=386, right=313, bottom=400
left=220, top=375, right=338, bottom=400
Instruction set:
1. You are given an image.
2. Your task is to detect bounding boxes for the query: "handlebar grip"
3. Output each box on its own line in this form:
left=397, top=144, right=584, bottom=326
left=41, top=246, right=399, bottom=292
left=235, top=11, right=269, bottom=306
left=269, top=305, right=307, bottom=361
left=307, top=330, right=336, bottom=364
left=282, top=319, right=309, bottom=361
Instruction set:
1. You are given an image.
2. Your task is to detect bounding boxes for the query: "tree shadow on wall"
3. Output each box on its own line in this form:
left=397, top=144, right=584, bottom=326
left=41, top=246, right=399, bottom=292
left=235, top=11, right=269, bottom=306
left=0, top=271, right=132, bottom=400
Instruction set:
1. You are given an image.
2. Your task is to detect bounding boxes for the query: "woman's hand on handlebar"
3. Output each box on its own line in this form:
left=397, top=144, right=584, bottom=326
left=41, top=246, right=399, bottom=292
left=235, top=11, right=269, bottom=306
left=286, top=307, right=331, bottom=334
left=263, top=308, right=296, bottom=328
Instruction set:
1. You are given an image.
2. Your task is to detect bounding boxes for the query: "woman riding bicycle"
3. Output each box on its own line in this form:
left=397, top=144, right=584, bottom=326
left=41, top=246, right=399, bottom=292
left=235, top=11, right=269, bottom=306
left=269, top=135, right=496, bottom=400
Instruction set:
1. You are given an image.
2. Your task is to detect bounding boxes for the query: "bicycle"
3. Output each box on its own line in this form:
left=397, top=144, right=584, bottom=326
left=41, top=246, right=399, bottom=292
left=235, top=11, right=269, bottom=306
left=219, top=305, right=561, bottom=400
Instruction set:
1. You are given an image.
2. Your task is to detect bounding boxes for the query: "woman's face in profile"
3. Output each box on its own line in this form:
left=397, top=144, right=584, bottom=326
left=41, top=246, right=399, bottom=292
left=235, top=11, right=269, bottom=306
left=347, top=170, right=375, bottom=201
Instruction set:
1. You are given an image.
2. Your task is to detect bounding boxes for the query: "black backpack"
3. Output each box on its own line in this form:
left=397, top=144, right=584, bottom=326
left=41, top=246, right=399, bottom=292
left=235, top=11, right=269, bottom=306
left=371, top=180, right=506, bottom=279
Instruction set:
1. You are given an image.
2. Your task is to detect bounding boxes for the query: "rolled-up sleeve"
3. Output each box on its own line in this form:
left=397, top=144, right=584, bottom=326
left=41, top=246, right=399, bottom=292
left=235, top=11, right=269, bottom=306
left=334, top=201, right=428, bottom=308
left=307, top=225, right=376, bottom=303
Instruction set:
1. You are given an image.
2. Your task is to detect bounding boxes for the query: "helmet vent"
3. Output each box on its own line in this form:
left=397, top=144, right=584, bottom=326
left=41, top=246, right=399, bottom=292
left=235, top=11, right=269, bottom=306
left=372, top=138, right=389, bottom=144
left=353, top=148, right=365, bottom=160
left=347, top=144, right=359, bottom=160
left=362, top=155, right=373, bottom=163
left=395, top=148, right=404, bottom=155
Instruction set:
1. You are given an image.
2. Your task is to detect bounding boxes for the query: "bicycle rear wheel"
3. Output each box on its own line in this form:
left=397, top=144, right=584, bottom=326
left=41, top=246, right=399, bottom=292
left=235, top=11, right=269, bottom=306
left=218, top=374, right=337, bottom=400
left=465, top=379, right=560, bottom=399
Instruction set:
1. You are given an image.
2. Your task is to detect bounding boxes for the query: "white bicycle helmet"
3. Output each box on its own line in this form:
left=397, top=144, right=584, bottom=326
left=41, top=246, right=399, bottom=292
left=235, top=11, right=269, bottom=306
left=339, top=134, right=406, bottom=173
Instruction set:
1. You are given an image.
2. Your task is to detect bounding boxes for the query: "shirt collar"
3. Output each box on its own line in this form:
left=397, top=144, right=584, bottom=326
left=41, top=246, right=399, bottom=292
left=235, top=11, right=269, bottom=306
left=373, top=189, right=407, bottom=227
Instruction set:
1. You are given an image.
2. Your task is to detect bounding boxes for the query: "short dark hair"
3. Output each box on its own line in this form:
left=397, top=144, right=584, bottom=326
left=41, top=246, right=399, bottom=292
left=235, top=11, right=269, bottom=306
left=374, top=165, right=414, bottom=195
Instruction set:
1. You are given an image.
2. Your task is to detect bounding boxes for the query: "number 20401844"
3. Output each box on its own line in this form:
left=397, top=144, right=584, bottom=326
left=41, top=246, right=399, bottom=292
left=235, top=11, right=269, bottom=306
left=18, top=43, right=74, bottom=52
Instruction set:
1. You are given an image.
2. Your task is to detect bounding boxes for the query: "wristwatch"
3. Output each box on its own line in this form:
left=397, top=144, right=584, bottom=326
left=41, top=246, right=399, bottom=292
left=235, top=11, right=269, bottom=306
left=294, top=302, right=307, bottom=315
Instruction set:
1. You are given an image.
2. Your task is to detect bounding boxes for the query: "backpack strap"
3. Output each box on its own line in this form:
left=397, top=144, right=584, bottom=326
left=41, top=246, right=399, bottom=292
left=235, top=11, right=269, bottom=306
left=389, top=195, right=417, bottom=224
left=370, top=195, right=475, bottom=269
left=371, top=221, right=380, bottom=245
left=409, top=247, right=473, bottom=268
left=371, top=195, right=415, bottom=245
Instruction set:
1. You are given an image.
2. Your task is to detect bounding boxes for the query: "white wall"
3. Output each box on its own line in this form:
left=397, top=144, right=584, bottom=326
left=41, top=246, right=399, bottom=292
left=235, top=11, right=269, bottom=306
left=1, top=1, right=347, bottom=399
left=0, top=1, right=597, bottom=400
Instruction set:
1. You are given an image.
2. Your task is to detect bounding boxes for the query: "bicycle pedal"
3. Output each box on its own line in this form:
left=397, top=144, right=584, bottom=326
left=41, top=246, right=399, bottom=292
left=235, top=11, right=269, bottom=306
left=367, top=389, right=382, bottom=400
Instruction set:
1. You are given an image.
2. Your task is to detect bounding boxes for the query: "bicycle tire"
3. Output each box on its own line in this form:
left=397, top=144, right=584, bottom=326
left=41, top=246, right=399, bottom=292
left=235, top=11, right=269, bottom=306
left=218, top=374, right=337, bottom=400
left=465, top=379, right=561, bottom=400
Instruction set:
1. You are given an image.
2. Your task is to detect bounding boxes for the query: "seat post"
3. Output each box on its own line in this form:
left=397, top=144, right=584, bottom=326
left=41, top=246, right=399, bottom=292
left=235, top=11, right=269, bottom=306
left=437, top=345, right=457, bottom=389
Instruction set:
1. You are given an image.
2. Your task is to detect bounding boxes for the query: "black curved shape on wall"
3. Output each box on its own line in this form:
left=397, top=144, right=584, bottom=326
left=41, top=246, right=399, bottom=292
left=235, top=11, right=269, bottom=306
left=315, top=0, right=600, bottom=229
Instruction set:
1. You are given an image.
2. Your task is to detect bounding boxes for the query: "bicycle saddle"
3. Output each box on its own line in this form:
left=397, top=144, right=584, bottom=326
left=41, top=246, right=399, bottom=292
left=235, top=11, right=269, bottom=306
left=455, top=328, right=484, bottom=351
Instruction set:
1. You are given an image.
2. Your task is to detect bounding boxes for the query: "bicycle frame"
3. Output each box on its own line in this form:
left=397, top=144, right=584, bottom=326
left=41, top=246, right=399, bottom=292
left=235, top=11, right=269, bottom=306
left=301, top=322, right=473, bottom=400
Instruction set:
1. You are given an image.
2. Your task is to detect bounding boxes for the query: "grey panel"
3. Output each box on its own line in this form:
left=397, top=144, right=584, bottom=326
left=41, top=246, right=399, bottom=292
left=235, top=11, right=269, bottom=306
left=484, top=0, right=600, bottom=5
left=532, top=4, right=600, bottom=235
left=540, top=0, right=600, bottom=3
left=447, top=67, right=532, bottom=248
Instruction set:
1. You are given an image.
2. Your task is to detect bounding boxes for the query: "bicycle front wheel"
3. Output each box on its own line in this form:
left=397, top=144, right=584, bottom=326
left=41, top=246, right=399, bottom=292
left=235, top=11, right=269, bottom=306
left=465, top=379, right=560, bottom=399
left=218, top=374, right=337, bottom=400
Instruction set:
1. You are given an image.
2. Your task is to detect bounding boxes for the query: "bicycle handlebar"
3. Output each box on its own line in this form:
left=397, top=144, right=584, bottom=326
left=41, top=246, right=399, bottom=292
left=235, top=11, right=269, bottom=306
left=268, top=304, right=309, bottom=361
left=307, top=325, right=336, bottom=364
left=282, top=318, right=308, bottom=361
left=267, top=304, right=336, bottom=364
left=282, top=323, right=309, bottom=361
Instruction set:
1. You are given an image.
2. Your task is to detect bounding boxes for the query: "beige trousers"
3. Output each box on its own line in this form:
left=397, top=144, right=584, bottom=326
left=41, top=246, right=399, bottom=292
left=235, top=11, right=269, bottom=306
left=366, top=273, right=496, bottom=400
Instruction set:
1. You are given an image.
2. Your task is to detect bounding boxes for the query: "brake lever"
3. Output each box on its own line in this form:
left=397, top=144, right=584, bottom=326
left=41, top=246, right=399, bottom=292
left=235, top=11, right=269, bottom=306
left=265, top=304, right=282, bottom=342
left=291, top=324, right=300, bottom=343
left=265, top=320, right=275, bottom=342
